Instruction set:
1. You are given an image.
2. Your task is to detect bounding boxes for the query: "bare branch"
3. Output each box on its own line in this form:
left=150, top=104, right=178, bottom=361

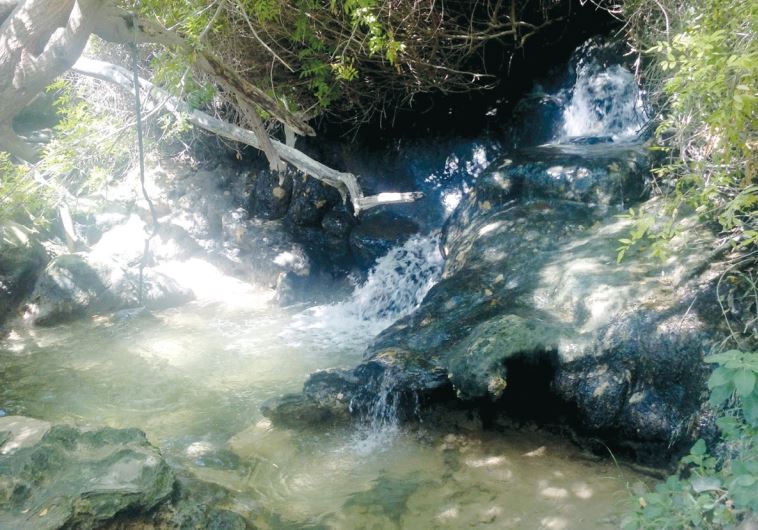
left=71, top=58, right=422, bottom=213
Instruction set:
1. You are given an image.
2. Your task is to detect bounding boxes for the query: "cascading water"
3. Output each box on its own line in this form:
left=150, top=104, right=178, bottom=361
left=283, top=234, right=444, bottom=353
left=282, top=234, right=444, bottom=452
left=554, top=39, right=648, bottom=142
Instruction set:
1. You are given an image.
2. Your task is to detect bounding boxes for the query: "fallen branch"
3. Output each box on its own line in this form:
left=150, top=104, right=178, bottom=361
left=72, top=57, right=422, bottom=214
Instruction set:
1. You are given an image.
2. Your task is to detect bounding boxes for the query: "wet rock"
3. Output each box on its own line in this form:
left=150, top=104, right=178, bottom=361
left=0, top=416, right=174, bottom=530
left=269, top=140, right=726, bottom=460
left=102, top=473, right=258, bottom=530
left=321, top=205, right=356, bottom=239
left=28, top=254, right=194, bottom=326
left=287, top=175, right=341, bottom=227
left=0, top=223, right=48, bottom=327
left=349, top=211, right=420, bottom=269
left=274, top=271, right=310, bottom=306
left=443, top=143, right=648, bottom=253
left=247, top=169, right=293, bottom=220
left=264, top=359, right=452, bottom=427
left=260, top=391, right=350, bottom=428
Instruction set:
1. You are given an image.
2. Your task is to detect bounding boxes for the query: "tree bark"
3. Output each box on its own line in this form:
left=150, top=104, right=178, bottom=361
left=0, top=0, right=101, bottom=160
left=0, top=0, right=312, bottom=163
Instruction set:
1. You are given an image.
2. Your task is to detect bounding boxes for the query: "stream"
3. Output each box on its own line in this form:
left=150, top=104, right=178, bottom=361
left=0, top=35, right=659, bottom=529
left=0, top=236, right=644, bottom=529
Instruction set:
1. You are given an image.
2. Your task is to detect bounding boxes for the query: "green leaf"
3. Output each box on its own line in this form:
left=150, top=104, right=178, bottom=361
left=707, top=366, right=732, bottom=388
left=708, top=383, right=733, bottom=407
left=691, top=476, right=721, bottom=493
left=690, top=438, right=707, bottom=456
left=741, top=394, right=758, bottom=427
left=734, top=369, right=756, bottom=397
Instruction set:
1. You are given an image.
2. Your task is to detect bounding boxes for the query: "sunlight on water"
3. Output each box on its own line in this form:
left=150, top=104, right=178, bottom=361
left=0, top=239, right=642, bottom=529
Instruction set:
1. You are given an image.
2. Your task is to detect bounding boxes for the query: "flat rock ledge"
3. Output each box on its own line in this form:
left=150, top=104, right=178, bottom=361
left=0, top=416, right=174, bottom=530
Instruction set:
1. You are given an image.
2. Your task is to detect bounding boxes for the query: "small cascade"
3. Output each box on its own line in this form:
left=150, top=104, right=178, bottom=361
left=348, top=374, right=403, bottom=454
left=348, top=368, right=426, bottom=455
left=350, top=234, right=444, bottom=322
left=559, top=40, right=648, bottom=141
left=283, top=234, right=444, bottom=353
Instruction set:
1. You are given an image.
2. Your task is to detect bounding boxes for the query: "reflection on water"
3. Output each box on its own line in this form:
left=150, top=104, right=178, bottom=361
left=1, top=294, right=639, bottom=529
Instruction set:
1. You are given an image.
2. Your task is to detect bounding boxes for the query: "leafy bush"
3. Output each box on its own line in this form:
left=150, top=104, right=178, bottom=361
left=618, top=0, right=757, bottom=267
left=40, top=79, right=135, bottom=195
left=137, top=0, right=577, bottom=124
left=623, top=349, right=758, bottom=529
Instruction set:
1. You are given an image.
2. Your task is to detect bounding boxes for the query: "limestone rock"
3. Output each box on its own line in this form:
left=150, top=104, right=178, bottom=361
left=0, top=416, right=174, bottom=530
left=28, top=254, right=193, bottom=326
left=264, top=142, right=726, bottom=460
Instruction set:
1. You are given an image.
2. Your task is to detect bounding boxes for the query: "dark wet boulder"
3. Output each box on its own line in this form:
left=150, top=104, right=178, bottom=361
left=0, top=223, right=48, bottom=327
left=263, top=141, right=727, bottom=461
left=322, top=204, right=357, bottom=239
left=287, top=175, right=341, bottom=227
left=349, top=211, right=420, bottom=269
left=28, top=254, right=193, bottom=326
left=443, top=143, right=649, bottom=253
left=247, top=169, right=293, bottom=220
left=0, top=416, right=174, bottom=530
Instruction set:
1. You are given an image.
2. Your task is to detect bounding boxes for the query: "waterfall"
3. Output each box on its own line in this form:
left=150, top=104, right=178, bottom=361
left=556, top=40, right=648, bottom=142
left=283, top=234, right=444, bottom=353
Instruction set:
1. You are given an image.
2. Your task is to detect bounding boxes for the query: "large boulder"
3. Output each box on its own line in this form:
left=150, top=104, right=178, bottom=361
left=0, top=416, right=174, bottom=530
left=0, top=223, right=48, bottom=327
left=286, top=174, right=341, bottom=227
left=28, top=253, right=193, bottom=326
left=263, top=143, right=726, bottom=460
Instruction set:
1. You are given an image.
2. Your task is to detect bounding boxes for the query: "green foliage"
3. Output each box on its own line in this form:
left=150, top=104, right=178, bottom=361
left=40, top=79, right=134, bottom=195
left=616, top=206, right=679, bottom=263
left=0, top=154, right=52, bottom=228
left=619, top=0, right=758, bottom=261
left=132, top=0, right=566, bottom=124
left=150, top=52, right=216, bottom=110
left=624, top=349, right=758, bottom=529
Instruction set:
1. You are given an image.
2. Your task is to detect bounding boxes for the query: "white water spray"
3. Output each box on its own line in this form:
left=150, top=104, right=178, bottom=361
left=283, top=234, right=444, bottom=353
left=557, top=41, right=648, bottom=142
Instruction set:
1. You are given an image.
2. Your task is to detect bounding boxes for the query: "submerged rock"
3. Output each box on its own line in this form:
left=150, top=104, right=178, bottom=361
left=264, top=142, right=725, bottom=460
left=0, top=416, right=174, bottom=530
left=0, top=223, right=48, bottom=327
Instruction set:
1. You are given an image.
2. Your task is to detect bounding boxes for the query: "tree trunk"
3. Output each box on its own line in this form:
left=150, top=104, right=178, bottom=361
left=0, top=0, right=421, bottom=211
left=0, top=0, right=311, bottom=163
left=0, top=0, right=100, bottom=160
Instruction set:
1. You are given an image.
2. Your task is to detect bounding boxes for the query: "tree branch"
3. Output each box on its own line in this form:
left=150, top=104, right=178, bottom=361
left=71, top=57, right=422, bottom=213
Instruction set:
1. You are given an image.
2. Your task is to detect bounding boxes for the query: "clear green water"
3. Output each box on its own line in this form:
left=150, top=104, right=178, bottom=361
left=0, top=291, right=642, bottom=529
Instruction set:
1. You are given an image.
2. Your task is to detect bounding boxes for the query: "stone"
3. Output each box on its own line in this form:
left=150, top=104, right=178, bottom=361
left=0, top=416, right=174, bottom=530
left=265, top=141, right=726, bottom=461
left=349, top=211, right=419, bottom=269
left=0, top=223, right=48, bottom=327
left=247, top=169, right=293, bottom=220
left=28, top=254, right=194, bottom=326
left=287, top=175, right=341, bottom=227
